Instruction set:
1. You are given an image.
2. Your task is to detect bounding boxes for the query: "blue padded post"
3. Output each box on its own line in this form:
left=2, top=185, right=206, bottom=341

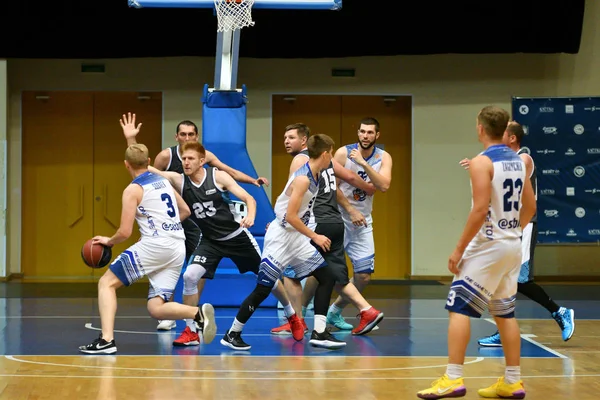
left=194, top=84, right=277, bottom=307
left=201, top=84, right=275, bottom=233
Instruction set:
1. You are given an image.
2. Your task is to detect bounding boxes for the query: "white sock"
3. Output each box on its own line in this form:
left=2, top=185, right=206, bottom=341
left=230, top=318, right=245, bottom=333
left=504, top=366, right=521, bottom=384
left=329, top=304, right=342, bottom=314
left=283, top=303, right=296, bottom=318
left=186, top=318, right=197, bottom=332
left=360, top=306, right=372, bottom=313
left=314, top=314, right=327, bottom=333
left=445, top=364, right=463, bottom=380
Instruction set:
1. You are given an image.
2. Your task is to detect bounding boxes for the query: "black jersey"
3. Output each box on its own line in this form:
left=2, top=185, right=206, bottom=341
left=166, top=145, right=183, bottom=173
left=181, top=167, right=241, bottom=240
left=314, top=161, right=341, bottom=223
left=294, top=150, right=340, bottom=224
left=517, top=148, right=537, bottom=223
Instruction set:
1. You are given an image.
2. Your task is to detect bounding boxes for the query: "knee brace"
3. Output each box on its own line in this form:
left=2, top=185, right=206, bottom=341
left=183, top=263, right=207, bottom=296
left=248, top=283, right=273, bottom=305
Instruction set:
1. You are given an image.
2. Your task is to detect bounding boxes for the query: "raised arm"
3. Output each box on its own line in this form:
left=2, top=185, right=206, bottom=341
left=349, top=149, right=392, bottom=192
left=332, top=158, right=376, bottom=195
left=215, top=170, right=257, bottom=229
left=205, top=150, right=269, bottom=187
left=120, top=112, right=172, bottom=172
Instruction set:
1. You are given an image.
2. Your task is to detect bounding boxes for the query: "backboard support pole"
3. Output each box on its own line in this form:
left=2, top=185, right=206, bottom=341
left=214, top=28, right=241, bottom=91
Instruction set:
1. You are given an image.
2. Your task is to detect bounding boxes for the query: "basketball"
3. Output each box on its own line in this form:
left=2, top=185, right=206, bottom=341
left=81, top=239, right=112, bottom=268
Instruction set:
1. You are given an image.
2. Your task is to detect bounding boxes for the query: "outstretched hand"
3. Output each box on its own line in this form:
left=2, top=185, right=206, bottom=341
left=120, top=112, right=142, bottom=140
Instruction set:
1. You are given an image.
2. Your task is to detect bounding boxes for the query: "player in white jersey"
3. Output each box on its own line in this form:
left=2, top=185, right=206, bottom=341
left=121, top=113, right=268, bottom=331
left=417, top=106, right=536, bottom=399
left=78, top=144, right=217, bottom=354
left=223, top=134, right=336, bottom=347
left=460, top=122, right=575, bottom=348
left=326, top=117, right=393, bottom=330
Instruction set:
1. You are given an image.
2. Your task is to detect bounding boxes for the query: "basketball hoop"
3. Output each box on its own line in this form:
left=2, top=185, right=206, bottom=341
left=214, top=0, right=256, bottom=32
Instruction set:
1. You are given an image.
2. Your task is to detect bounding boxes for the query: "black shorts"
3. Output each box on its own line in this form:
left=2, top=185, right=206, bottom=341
left=310, top=222, right=349, bottom=285
left=187, top=230, right=261, bottom=279
left=182, top=219, right=202, bottom=260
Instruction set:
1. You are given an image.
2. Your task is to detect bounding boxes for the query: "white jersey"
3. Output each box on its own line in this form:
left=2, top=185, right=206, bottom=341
left=274, top=162, right=319, bottom=230
left=473, top=144, right=526, bottom=243
left=132, top=171, right=186, bottom=241
left=338, top=143, right=384, bottom=218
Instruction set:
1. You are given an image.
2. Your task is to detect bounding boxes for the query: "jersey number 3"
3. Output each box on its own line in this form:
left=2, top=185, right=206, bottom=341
left=161, top=193, right=177, bottom=218
left=193, top=201, right=217, bottom=219
left=503, top=178, right=523, bottom=212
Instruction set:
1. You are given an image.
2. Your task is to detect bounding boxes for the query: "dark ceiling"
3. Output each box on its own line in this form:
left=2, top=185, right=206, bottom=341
left=0, top=0, right=587, bottom=58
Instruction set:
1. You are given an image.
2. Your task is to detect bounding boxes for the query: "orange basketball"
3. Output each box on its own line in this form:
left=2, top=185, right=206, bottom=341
left=81, top=239, right=112, bottom=269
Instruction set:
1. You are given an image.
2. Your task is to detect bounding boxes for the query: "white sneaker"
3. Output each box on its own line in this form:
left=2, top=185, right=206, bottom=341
left=157, top=320, right=176, bottom=330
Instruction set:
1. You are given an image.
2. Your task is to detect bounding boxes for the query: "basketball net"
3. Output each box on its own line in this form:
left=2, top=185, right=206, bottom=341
left=214, top=0, right=256, bottom=32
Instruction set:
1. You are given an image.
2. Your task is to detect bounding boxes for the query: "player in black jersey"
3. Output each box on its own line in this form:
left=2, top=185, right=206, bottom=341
left=121, top=113, right=270, bottom=331
left=146, top=141, right=293, bottom=347
left=271, top=124, right=384, bottom=342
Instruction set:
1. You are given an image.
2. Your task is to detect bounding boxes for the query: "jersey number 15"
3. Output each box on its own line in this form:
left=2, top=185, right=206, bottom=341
left=321, top=168, right=336, bottom=193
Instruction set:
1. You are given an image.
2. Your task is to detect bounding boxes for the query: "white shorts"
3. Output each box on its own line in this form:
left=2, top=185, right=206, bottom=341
left=109, top=238, right=186, bottom=301
left=445, top=239, right=521, bottom=318
left=259, top=222, right=325, bottom=286
left=342, top=214, right=375, bottom=274
left=518, top=222, right=537, bottom=283
left=283, top=220, right=317, bottom=279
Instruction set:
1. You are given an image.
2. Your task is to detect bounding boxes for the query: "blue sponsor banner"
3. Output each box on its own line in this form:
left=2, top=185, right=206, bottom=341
left=512, top=97, right=600, bottom=243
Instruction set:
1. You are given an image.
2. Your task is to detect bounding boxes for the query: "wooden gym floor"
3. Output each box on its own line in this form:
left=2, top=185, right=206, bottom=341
left=0, top=282, right=598, bottom=399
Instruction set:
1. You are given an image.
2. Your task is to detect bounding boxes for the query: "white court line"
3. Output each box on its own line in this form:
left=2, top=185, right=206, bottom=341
left=4, top=355, right=484, bottom=373
left=0, top=372, right=595, bottom=381
left=484, top=318, right=568, bottom=359
left=85, top=322, right=271, bottom=336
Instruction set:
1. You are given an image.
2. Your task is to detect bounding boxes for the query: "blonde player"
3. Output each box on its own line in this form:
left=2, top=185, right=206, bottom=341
left=417, top=106, right=536, bottom=399
left=78, top=144, right=217, bottom=354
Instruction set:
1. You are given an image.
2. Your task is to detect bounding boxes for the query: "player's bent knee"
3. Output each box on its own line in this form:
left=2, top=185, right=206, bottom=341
left=146, top=297, right=167, bottom=319
left=354, top=272, right=372, bottom=285
left=99, top=269, right=125, bottom=290
left=183, top=263, right=206, bottom=295
left=247, top=283, right=273, bottom=305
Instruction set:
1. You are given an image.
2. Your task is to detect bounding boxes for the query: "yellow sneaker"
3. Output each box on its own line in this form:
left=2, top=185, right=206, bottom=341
left=478, top=377, right=526, bottom=399
left=417, top=374, right=466, bottom=399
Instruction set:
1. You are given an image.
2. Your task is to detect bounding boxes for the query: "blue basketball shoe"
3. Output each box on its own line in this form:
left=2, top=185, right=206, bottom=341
left=477, top=331, right=502, bottom=347
left=552, top=307, right=575, bottom=341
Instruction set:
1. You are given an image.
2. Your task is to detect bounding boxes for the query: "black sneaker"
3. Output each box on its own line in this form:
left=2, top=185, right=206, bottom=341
left=195, top=303, right=217, bottom=344
left=309, top=328, right=346, bottom=349
left=79, top=335, right=117, bottom=354
left=220, top=330, right=251, bottom=351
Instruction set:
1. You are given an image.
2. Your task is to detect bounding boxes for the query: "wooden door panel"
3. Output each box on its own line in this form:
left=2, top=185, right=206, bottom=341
left=271, top=95, right=342, bottom=205
left=22, top=91, right=95, bottom=278
left=340, top=96, right=412, bottom=279
left=92, top=92, right=163, bottom=258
